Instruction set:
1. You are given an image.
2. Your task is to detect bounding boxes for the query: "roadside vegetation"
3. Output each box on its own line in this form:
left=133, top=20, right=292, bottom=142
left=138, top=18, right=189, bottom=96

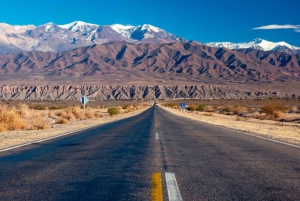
left=162, top=99, right=300, bottom=122
left=0, top=102, right=150, bottom=132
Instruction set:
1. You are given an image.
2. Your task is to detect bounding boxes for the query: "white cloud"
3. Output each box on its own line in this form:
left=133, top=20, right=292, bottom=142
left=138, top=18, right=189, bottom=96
left=252, top=24, right=300, bottom=32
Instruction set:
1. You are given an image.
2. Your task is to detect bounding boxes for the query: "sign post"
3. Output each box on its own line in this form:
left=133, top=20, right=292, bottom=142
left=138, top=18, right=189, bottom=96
left=180, top=102, right=186, bottom=112
left=80, top=95, right=89, bottom=118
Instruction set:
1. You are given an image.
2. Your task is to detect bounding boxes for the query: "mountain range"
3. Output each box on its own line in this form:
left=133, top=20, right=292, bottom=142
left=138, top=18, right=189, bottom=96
left=0, top=21, right=185, bottom=54
left=206, top=38, right=300, bottom=54
left=0, top=40, right=299, bottom=100
left=1, top=21, right=300, bottom=55
left=0, top=41, right=299, bottom=86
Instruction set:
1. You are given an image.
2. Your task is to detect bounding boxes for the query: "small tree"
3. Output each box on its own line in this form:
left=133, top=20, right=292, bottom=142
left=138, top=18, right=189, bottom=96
left=187, top=105, right=196, bottom=111
left=196, top=104, right=206, bottom=112
left=107, top=107, right=120, bottom=116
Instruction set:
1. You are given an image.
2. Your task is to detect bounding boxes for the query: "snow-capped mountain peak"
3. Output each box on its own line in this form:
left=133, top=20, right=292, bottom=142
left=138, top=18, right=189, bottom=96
left=43, top=22, right=56, bottom=31
left=0, top=23, right=35, bottom=33
left=110, top=24, right=134, bottom=38
left=206, top=38, right=300, bottom=53
left=140, top=24, right=161, bottom=32
left=58, top=21, right=99, bottom=32
left=0, top=21, right=184, bottom=54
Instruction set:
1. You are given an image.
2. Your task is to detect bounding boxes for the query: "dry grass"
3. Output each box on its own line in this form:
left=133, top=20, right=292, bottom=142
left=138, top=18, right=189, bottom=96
left=0, top=105, right=29, bottom=131
left=56, top=118, right=68, bottom=124
left=290, top=106, right=299, bottom=113
left=0, top=102, right=151, bottom=133
left=162, top=106, right=300, bottom=145
left=162, top=99, right=297, bottom=123
left=30, top=118, right=50, bottom=130
left=260, top=102, right=290, bottom=115
left=236, top=116, right=245, bottom=121
left=273, top=111, right=286, bottom=119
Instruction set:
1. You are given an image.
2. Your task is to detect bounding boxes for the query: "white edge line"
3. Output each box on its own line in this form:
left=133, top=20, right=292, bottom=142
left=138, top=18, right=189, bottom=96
left=156, top=133, right=159, bottom=140
left=165, top=172, right=183, bottom=201
left=0, top=108, right=150, bottom=153
left=218, top=126, right=300, bottom=149
left=161, top=107, right=300, bottom=149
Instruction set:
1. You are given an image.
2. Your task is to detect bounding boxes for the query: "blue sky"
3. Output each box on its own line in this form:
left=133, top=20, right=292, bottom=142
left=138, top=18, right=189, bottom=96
left=2, top=0, right=300, bottom=46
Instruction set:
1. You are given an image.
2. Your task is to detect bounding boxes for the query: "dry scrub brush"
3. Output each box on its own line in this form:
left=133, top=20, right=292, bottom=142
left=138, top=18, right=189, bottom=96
left=0, top=104, right=28, bottom=132
left=260, top=102, right=289, bottom=120
left=0, top=104, right=51, bottom=132
left=56, top=106, right=83, bottom=120
left=56, top=106, right=97, bottom=120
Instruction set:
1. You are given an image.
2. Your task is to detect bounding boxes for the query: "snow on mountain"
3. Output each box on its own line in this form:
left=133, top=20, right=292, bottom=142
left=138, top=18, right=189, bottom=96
left=110, top=24, right=134, bottom=39
left=206, top=38, right=300, bottom=53
left=140, top=24, right=161, bottom=32
left=2, top=21, right=299, bottom=55
left=0, top=23, right=35, bottom=33
left=58, top=21, right=99, bottom=33
left=0, top=21, right=185, bottom=54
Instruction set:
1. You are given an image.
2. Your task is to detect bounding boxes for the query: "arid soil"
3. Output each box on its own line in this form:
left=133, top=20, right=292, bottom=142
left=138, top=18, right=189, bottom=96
left=0, top=105, right=151, bottom=150
left=161, top=106, right=300, bottom=146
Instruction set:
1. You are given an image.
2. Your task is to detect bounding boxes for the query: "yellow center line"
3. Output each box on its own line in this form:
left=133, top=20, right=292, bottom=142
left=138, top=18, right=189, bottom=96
left=151, top=172, right=163, bottom=201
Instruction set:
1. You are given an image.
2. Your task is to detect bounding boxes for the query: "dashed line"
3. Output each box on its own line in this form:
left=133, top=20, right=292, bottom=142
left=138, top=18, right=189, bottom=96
left=151, top=172, right=163, bottom=201
left=156, top=133, right=160, bottom=140
left=165, top=172, right=183, bottom=201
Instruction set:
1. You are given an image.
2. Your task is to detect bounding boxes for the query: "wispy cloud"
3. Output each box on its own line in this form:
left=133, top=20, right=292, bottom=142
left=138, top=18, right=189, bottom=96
left=252, top=24, right=300, bottom=32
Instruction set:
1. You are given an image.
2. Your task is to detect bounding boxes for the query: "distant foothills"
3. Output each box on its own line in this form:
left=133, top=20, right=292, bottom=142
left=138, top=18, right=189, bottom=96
left=0, top=21, right=299, bottom=54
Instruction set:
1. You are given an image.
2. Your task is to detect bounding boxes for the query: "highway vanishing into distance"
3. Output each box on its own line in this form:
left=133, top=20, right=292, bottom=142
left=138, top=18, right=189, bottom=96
left=0, top=105, right=299, bottom=200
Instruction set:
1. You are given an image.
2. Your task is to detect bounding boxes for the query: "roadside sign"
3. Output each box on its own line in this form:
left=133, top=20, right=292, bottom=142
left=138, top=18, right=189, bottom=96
left=180, top=102, right=186, bottom=112
left=80, top=95, right=89, bottom=105
left=80, top=95, right=89, bottom=118
left=180, top=102, right=185, bottom=108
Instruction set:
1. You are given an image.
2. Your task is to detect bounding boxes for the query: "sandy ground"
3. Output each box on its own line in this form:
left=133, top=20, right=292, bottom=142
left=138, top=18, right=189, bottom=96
left=161, top=106, right=300, bottom=146
left=0, top=107, right=150, bottom=150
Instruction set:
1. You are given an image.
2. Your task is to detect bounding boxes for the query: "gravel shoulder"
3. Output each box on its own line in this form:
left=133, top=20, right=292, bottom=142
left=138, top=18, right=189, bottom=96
left=161, top=106, right=300, bottom=146
left=0, top=107, right=150, bottom=150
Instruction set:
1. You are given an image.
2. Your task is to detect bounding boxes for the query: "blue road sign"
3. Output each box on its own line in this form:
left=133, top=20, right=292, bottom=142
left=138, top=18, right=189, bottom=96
left=180, top=102, right=185, bottom=108
left=80, top=95, right=89, bottom=105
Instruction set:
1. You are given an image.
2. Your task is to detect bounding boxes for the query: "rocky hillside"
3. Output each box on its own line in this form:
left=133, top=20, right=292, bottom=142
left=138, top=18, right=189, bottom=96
left=0, top=41, right=299, bottom=84
left=0, top=85, right=296, bottom=100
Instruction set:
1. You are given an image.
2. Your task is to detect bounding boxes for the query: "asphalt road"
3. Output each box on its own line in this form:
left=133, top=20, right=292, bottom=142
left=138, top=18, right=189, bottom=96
left=0, top=105, right=299, bottom=200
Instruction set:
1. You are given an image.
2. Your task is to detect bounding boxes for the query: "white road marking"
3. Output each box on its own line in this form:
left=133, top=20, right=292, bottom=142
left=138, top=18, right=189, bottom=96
left=165, top=172, right=183, bottom=201
left=0, top=125, right=97, bottom=153
left=0, top=106, right=154, bottom=153
left=162, top=108, right=300, bottom=149
left=0, top=118, right=129, bottom=153
left=156, top=133, right=160, bottom=140
left=0, top=108, right=152, bottom=153
left=218, top=126, right=300, bottom=149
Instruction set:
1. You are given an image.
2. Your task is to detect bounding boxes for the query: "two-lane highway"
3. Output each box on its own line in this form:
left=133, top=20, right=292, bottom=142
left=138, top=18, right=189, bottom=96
left=0, top=105, right=299, bottom=200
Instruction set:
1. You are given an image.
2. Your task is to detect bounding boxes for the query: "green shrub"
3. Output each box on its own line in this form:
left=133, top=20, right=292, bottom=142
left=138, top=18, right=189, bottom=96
left=187, top=105, right=196, bottom=111
left=107, top=107, right=120, bottom=116
left=163, top=103, right=176, bottom=107
left=30, top=105, right=47, bottom=110
left=49, top=106, right=63, bottom=110
left=196, top=104, right=206, bottom=111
